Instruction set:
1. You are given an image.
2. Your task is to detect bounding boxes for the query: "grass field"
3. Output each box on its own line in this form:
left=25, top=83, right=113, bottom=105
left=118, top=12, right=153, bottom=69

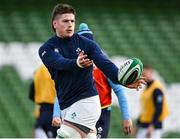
left=109, top=106, right=180, bottom=138
left=0, top=65, right=180, bottom=137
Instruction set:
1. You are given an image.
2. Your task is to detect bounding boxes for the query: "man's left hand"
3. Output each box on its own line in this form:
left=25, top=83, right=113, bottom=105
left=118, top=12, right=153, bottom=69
left=122, top=119, right=133, bottom=135
left=146, top=124, right=154, bottom=138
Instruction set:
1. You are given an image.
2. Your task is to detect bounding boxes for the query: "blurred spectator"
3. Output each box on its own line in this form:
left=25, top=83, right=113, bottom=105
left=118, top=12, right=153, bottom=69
left=29, top=64, right=58, bottom=138
left=136, top=65, right=169, bottom=138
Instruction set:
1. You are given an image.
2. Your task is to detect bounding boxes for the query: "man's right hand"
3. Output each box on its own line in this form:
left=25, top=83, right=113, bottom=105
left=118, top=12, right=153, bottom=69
left=126, top=77, right=146, bottom=91
left=77, top=51, right=93, bottom=68
left=52, top=117, right=61, bottom=127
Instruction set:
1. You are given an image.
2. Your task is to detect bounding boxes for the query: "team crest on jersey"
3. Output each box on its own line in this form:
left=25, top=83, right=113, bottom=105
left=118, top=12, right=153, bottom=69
left=76, top=48, right=81, bottom=55
left=71, top=112, right=77, bottom=119
left=54, top=48, right=59, bottom=53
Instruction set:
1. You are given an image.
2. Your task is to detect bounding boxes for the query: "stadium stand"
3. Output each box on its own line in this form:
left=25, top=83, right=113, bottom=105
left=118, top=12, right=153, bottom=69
left=0, top=66, right=34, bottom=137
left=0, top=0, right=180, bottom=137
left=0, top=0, right=180, bottom=82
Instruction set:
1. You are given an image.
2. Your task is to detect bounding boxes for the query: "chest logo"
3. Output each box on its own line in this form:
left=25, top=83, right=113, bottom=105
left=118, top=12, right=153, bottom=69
left=54, top=48, right=59, bottom=53
left=76, top=48, right=82, bottom=55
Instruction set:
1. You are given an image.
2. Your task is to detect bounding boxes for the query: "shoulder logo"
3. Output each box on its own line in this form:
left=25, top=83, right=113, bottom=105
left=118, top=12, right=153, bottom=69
left=41, top=51, right=46, bottom=57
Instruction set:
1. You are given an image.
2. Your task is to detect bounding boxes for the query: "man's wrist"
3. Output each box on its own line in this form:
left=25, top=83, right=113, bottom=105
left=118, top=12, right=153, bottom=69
left=76, top=57, right=84, bottom=68
left=149, top=124, right=154, bottom=128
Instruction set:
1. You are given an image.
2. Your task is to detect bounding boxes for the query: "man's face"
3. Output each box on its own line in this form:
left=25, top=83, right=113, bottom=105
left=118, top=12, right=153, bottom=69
left=53, top=13, right=75, bottom=38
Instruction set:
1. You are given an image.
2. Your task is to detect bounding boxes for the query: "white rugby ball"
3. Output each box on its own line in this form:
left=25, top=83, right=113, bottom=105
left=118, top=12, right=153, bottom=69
left=118, top=58, right=143, bottom=85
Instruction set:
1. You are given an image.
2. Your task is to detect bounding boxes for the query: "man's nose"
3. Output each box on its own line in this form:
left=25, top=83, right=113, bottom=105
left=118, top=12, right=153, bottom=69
left=68, top=21, right=73, bottom=26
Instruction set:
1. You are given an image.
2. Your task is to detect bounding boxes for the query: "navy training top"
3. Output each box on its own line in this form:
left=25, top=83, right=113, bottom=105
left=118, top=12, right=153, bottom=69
left=39, top=33, right=119, bottom=110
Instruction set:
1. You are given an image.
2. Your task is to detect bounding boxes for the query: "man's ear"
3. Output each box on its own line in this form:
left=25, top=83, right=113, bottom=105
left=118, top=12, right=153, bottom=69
left=53, top=20, right=57, bottom=29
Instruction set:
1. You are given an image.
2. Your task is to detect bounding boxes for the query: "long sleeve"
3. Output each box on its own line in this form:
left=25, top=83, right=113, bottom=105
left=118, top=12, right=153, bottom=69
left=107, top=79, right=130, bottom=120
left=152, top=89, right=163, bottom=125
left=89, top=43, right=119, bottom=84
left=53, top=97, right=61, bottom=118
left=39, top=44, right=78, bottom=71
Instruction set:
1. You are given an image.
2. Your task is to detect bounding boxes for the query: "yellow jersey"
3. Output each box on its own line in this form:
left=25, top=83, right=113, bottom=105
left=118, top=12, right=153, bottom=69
left=139, top=81, right=169, bottom=123
left=34, top=65, right=56, bottom=104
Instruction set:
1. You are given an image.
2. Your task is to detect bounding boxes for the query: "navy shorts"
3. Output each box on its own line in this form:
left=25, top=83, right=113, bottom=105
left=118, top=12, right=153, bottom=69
left=96, top=107, right=111, bottom=139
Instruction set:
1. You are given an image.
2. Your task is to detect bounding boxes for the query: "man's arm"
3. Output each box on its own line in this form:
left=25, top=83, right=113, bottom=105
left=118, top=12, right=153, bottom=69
left=39, top=44, right=93, bottom=70
left=89, top=41, right=146, bottom=89
left=89, top=42, right=119, bottom=83
left=146, top=89, right=163, bottom=137
left=39, top=45, right=78, bottom=70
left=53, top=97, right=61, bottom=118
left=152, top=89, right=163, bottom=125
left=52, top=96, right=61, bottom=127
left=107, top=79, right=133, bottom=135
left=107, top=79, right=130, bottom=119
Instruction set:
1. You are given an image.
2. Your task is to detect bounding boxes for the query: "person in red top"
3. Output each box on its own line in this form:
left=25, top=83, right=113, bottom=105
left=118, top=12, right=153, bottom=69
left=93, top=64, right=132, bottom=138
left=52, top=23, right=133, bottom=138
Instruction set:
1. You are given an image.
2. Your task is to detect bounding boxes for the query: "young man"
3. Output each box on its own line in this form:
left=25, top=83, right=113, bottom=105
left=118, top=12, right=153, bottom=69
left=39, top=3, right=145, bottom=138
left=136, top=65, right=169, bottom=138
left=52, top=23, right=133, bottom=138
left=29, top=64, right=58, bottom=138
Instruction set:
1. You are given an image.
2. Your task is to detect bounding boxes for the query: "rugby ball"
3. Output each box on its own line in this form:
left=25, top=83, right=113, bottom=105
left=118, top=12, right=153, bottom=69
left=118, top=58, right=143, bottom=85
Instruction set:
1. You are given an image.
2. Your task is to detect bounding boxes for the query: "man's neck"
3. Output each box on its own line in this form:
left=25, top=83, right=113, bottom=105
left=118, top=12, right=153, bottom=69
left=56, top=34, right=71, bottom=39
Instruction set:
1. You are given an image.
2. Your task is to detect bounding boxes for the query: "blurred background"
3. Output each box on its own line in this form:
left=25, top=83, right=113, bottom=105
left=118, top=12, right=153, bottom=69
left=0, top=0, right=180, bottom=137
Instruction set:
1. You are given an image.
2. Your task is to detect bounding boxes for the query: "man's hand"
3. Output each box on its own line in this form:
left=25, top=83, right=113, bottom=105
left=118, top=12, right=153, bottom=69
left=146, top=124, right=154, bottom=138
left=52, top=117, right=61, bottom=127
left=126, top=77, right=146, bottom=91
left=77, top=51, right=93, bottom=68
left=122, top=119, right=133, bottom=135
